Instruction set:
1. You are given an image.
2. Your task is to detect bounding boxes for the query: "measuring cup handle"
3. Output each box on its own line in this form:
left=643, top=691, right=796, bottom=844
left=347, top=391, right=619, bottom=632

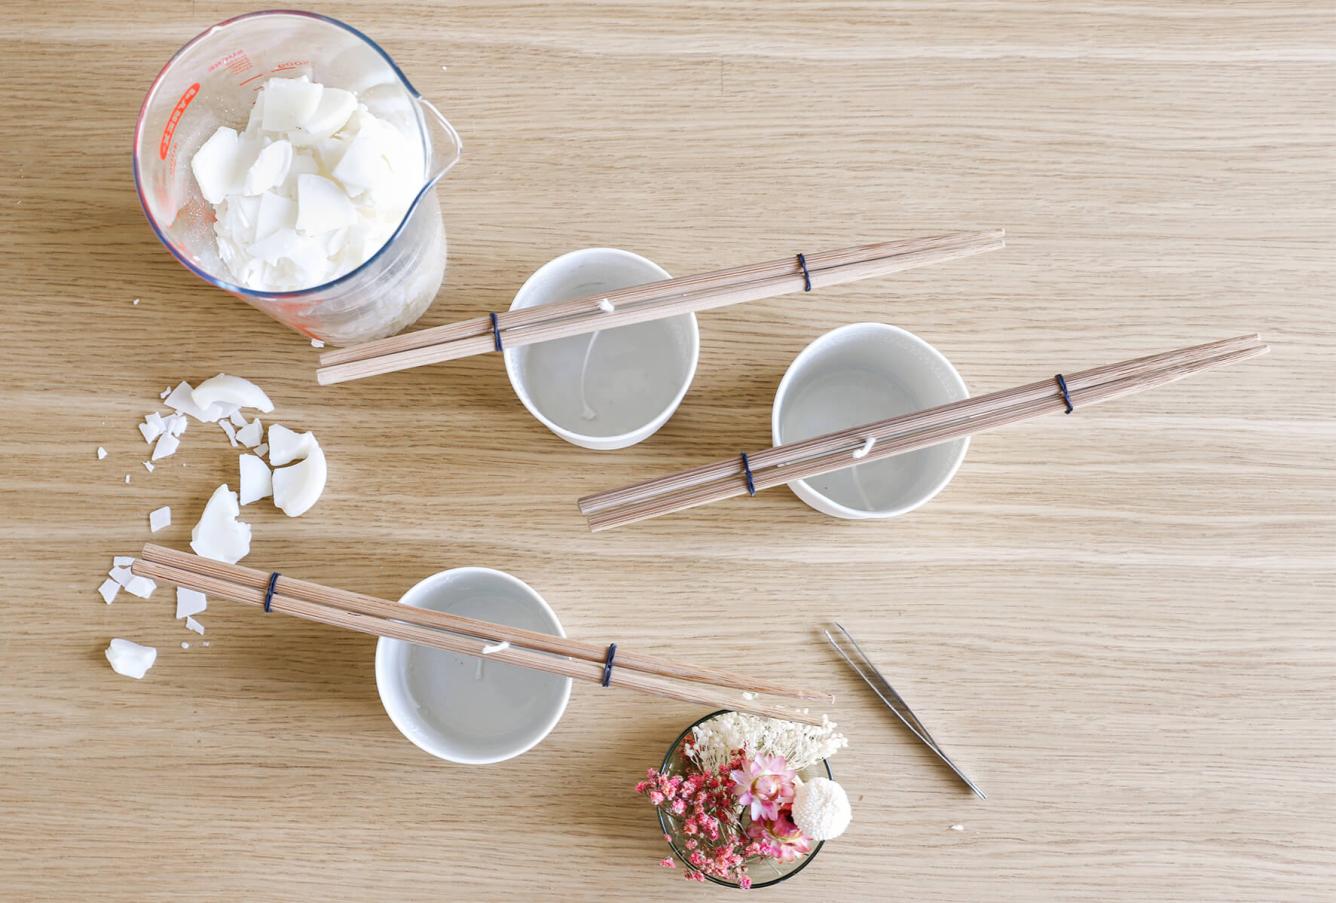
left=419, top=97, right=462, bottom=183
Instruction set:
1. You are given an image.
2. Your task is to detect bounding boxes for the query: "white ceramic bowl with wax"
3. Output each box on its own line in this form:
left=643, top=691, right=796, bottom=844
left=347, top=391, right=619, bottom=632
left=503, top=248, right=699, bottom=450
left=375, top=568, right=571, bottom=764
left=772, top=323, right=970, bottom=520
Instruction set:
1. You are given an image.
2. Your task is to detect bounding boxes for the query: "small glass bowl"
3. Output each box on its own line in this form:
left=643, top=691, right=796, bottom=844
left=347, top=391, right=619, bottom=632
left=655, top=710, right=832, bottom=889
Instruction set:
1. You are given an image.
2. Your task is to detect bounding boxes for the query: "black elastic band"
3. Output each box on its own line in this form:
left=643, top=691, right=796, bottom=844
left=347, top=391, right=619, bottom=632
left=796, top=253, right=812, bottom=292
left=263, top=571, right=280, bottom=613
left=601, top=643, right=618, bottom=687
left=489, top=312, right=503, bottom=352
left=1054, top=373, right=1073, bottom=414
left=740, top=452, right=756, bottom=496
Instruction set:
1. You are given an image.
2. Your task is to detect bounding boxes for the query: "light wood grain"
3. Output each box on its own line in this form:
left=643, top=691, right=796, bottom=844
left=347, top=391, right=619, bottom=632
left=2, top=2, right=1334, bottom=901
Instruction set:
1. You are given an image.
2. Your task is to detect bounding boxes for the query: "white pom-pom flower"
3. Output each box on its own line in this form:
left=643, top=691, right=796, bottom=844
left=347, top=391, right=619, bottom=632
left=791, top=777, right=851, bottom=841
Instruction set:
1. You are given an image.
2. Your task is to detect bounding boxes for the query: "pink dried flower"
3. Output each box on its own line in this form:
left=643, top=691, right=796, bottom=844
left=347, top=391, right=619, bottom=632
left=746, top=807, right=813, bottom=862
left=730, top=754, right=797, bottom=821
left=659, top=857, right=675, bottom=869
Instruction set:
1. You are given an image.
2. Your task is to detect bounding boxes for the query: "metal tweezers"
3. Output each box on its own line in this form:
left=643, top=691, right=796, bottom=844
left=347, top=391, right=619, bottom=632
left=824, top=623, right=987, bottom=799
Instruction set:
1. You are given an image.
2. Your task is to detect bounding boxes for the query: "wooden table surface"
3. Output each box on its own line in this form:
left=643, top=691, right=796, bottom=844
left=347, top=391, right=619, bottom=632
left=3, top=2, right=1334, bottom=900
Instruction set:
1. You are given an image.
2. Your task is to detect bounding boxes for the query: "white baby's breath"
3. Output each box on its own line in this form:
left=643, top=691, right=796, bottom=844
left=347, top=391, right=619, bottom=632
left=688, top=711, right=848, bottom=773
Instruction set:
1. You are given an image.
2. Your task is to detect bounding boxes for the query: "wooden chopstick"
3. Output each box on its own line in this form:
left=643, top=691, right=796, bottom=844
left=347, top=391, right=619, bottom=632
left=132, top=548, right=830, bottom=726
left=316, top=230, right=1004, bottom=385
left=578, top=334, right=1262, bottom=517
left=580, top=336, right=1268, bottom=531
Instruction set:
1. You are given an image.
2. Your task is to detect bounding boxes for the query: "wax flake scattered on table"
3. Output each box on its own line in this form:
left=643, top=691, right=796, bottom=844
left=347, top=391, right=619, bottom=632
left=185, top=616, right=205, bottom=636
left=219, top=420, right=239, bottom=447
left=143, top=461, right=154, bottom=473
left=132, top=298, right=140, bottom=306
left=236, top=417, right=263, bottom=447
left=151, top=432, right=180, bottom=461
left=105, top=639, right=157, bottom=679
left=253, top=442, right=268, bottom=457
left=149, top=506, right=171, bottom=533
left=310, top=338, right=324, bottom=348
left=109, top=566, right=134, bottom=587
left=176, top=587, right=207, bottom=619
left=202, top=641, right=210, bottom=648
left=159, top=387, right=171, bottom=400
left=948, top=824, right=965, bottom=832
left=97, top=447, right=107, bottom=460
left=270, top=426, right=326, bottom=517
left=124, top=474, right=130, bottom=484
left=181, top=641, right=190, bottom=650
left=124, top=575, right=157, bottom=599
left=165, top=381, right=232, bottom=423
left=192, top=374, right=275, bottom=413
left=139, top=412, right=165, bottom=444
left=239, top=454, right=272, bottom=505
left=98, top=579, right=120, bottom=604
left=113, top=556, right=134, bottom=567
left=229, top=409, right=248, bottom=428
left=190, top=483, right=252, bottom=563
left=167, top=414, right=188, bottom=437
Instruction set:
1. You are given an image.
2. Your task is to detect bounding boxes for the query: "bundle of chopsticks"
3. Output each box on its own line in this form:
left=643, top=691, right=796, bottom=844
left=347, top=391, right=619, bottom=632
left=578, top=334, right=1269, bottom=531
left=316, top=229, right=1006, bottom=385
left=131, top=544, right=833, bottom=725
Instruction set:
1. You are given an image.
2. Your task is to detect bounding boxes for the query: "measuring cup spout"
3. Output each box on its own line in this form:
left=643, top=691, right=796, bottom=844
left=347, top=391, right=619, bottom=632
left=419, top=98, right=462, bottom=185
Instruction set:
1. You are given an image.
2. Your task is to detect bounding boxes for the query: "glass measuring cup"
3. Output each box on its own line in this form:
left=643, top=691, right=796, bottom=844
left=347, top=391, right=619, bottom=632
left=133, top=10, right=462, bottom=345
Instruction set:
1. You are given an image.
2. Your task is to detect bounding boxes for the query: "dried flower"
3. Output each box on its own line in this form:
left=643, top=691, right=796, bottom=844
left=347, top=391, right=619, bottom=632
left=688, top=711, right=848, bottom=773
left=746, top=808, right=814, bottom=862
left=730, top=754, right=797, bottom=821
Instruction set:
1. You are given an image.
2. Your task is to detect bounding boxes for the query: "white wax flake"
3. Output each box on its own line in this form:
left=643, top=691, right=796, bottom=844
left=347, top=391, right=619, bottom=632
left=266, top=424, right=316, bottom=466
left=310, top=338, right=325, bottom=349
left=301, top=87, right=356, bottom=141
left=185, top=616, right=205, bottom=636
left=852, top=436, right=876, bottom=460
left=261, top=75, right=324, bottom=132
left=949, top=824, right=965, bottom=832
left=296, top=174, right=357, bottom=235
left=481, top=641, right=510, bottom=655
left=143, top=461, right=154, bottom=473
left=272, top=442, right=326, bottom=517
left=167, top=413, right=188, bottom=437
left=181, top=642, right=191, bottom=650
left=164, top=381, right=216, bottom=422
left=219, top=420, right=239, bottom=447
left=139, top=411, right=165, bottom=444
left=151, top=432, right=180, bottom=461
left=202, top=641, right=211, bottom=648
left=192, top=374, right=275, bottom=414
left=105, top=638, right=157, bottom=679
left=229, top=410, right=249, bottom=428
left=160, top=387, right=171, bottom=400
left=253, top=443, right=268, bottom=458
left=191, top=127, right=242, bottom=204
left=133, top=298, right=140, bottom=306
left=97, top=446, right=107, bottom=460
left=124, top=474, right=131, bottom=484
left=236, top=417, right=263, bottom=448
left=113, top=556, right=135, bottom=567
left=242, top=139, right=293, bottom=195
left=109, top=566, right=135, bottom=586
left=98, top=578, right=120, bottom=604
left=149, top=506, right=172, bottom=533
left=125, top=575, right=157, bottom=599
left=740, top=691, right=759, bottom=701
left=190, top=484, right=252, bottom=564
left=176, top=587, right=208, bottom=619
left=598, top=298, right=615, bottom=313
left=239, top=454, right=273, bottom=505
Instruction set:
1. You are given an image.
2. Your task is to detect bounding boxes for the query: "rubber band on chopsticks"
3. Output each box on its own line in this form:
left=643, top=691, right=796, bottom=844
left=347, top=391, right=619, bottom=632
left=489, top=312, right=504, bottom=352
left=263, top=571, right=280, bottom=613
left=601, top=643, right=618, bottom=687
left=1054, top=373, right=1074, bottom=414
left=796, top=253, right=812, bottom=292
left=740, top=452, right=757, bottom=496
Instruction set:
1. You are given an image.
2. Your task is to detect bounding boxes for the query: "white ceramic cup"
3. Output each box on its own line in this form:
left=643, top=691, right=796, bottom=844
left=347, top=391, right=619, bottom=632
left=375, top=568, right=571, bottom=764
left=772, top=323, right=970, bottom=520
left=504, top=248, right=700, bottom=450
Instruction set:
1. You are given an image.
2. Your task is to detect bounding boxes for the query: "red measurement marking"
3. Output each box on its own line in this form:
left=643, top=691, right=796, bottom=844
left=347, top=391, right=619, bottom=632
left=159, top=83, right=200, bottom=160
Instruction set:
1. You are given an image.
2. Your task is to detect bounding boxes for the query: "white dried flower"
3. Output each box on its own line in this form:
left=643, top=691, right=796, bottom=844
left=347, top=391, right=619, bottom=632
left=792, top=777, right=851, bottom=840
left=687, top=711, right=848, bottom=773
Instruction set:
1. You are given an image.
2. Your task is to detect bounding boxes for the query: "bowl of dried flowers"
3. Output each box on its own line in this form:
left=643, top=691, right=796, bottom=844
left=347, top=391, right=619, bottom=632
left=636, top=710, right=852, bottom=889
